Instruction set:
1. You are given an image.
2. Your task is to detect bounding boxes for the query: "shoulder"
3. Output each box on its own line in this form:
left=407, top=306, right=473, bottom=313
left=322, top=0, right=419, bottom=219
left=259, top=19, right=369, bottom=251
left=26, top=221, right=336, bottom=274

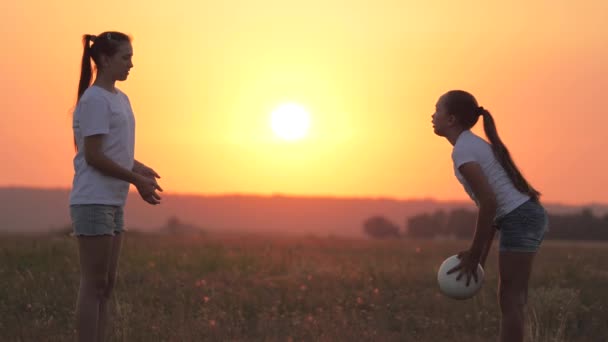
left=75, top=87, right=113, bottom=119
left=114, top=88, right=133, bottom=105
left=452, top=131, right=474, bottom=152
left=459, top=130, right=485, bottom=145
left=114, top=88, right=130, bottom=100
left=454, top=131, right=489, bottom=152
left=452, top=131, right=485, bottom=164
left=79, top=86, right=108, bottom=105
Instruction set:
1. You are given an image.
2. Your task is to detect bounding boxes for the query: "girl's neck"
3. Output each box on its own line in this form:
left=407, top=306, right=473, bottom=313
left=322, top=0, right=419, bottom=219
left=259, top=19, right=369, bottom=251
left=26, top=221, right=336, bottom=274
left=92, top=72, right=116, bottom=94
left=446, top=128, right=466, bottom=146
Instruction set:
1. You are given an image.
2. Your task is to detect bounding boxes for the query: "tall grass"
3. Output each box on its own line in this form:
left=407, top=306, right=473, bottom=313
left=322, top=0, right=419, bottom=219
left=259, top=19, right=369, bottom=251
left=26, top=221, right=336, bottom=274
left=1, top=233, right=606, bottom=341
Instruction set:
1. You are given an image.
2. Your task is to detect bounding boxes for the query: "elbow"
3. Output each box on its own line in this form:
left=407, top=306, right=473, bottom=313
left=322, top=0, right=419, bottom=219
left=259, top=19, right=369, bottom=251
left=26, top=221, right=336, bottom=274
left=480, top=196, right=497, bottom=213
left=84, top=151, right=100, bottom=168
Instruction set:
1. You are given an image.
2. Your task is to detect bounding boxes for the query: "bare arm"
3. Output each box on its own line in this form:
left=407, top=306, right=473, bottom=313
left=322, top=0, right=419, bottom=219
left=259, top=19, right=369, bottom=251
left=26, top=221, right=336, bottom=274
left=459, top=162, right=497, bottom=262
left=133, top=159, right=145, bottom=173
left=84, top=135, right=140, bottom=184
left=479, top=224, right=497, bottom=268
left=132, top=159, right=161, bottom=179
left=84, top=135, right=162, bottom=204
left=447, top=161, right=498, bottom=284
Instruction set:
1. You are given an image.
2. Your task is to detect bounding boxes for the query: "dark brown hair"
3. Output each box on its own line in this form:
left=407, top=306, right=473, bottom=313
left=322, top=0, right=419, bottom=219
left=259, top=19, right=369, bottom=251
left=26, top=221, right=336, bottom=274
left=443, top=90, right=540, bottom=201
left=74, top=32, right=131, bottom=150
left=77, top=31, right=131, bottom=102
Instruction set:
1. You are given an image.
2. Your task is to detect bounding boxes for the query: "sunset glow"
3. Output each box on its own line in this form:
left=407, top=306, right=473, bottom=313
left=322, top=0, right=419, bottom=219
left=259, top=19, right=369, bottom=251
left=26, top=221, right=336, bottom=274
left=0, top=0, right=607, bottom=204
left=270, top=103, right=311, bottom=141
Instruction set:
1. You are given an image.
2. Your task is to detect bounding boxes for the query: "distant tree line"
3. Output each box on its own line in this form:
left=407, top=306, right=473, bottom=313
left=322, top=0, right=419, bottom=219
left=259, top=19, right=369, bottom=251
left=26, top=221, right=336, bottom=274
left=363, top=208, right=608, bottom=240
left=363, top=216, right=401, bottom=239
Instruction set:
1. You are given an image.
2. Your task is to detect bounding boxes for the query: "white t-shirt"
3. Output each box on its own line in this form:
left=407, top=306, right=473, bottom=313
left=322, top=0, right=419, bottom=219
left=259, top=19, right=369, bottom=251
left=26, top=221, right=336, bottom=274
left=70, top=86, right=135, bottom=206
left=452, top=130, right=529, bottom=219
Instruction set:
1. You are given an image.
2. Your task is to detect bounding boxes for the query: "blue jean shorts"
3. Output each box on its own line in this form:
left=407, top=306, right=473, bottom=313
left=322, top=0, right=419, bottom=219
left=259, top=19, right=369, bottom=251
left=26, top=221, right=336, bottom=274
left=70, top=205, right=125, bottom=236
left=495, top=200, right=548, bottom=252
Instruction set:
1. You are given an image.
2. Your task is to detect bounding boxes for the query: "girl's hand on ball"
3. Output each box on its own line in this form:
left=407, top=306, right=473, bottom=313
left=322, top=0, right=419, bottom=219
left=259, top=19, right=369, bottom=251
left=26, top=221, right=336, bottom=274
left=447, top=250, right=481, bottom=286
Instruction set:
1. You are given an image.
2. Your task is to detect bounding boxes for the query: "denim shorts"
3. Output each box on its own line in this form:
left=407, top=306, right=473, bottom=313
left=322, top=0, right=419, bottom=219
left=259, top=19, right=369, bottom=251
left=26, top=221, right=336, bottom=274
left=70, top=205, right=125, bottom=236
left=495, top=200, right=548, bottom=252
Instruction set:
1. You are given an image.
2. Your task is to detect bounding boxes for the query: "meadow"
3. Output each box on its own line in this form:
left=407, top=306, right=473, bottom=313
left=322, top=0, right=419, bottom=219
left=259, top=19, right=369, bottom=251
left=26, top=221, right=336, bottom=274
left=1, top=232, right=606, bottom=341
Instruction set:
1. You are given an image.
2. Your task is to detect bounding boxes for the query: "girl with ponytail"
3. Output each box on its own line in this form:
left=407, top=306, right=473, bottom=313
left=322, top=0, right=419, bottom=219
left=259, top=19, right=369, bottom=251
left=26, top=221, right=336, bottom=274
left=70, top=31, right=163, bottom=342
left=432, top=90, right=547, bottom=342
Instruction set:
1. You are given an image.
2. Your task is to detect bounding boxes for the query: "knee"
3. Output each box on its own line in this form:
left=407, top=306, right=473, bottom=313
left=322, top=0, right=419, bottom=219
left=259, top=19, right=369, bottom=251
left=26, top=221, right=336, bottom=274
left=499, top=286, right=527, bottom=313
left=104, top=276, right=116, bottom=298
left=81, top=275, right=114, bottom=299
left=82, top=276, right=109, bottom=299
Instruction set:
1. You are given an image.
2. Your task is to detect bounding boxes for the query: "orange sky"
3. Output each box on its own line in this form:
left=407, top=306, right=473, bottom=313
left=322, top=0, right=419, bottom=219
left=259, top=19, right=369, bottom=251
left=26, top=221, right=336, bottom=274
left=1, top=1, right=607, bottom=205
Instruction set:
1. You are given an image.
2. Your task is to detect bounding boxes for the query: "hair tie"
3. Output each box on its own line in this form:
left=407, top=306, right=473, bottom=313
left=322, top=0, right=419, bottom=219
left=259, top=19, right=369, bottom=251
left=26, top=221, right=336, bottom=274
left=83, top=35, right=96, bottom=51
left=478, top=106, right=485, bottom=116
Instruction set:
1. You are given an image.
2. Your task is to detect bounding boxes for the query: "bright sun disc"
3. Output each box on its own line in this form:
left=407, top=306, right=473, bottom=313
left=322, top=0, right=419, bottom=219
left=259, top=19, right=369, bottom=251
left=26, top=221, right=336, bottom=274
left=270, top=103, right=311, bottom=141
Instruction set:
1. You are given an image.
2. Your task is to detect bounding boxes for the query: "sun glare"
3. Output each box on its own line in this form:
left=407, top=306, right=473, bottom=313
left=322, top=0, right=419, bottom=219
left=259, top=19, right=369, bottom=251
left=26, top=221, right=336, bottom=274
left=270, top=102, right=311, bottom=141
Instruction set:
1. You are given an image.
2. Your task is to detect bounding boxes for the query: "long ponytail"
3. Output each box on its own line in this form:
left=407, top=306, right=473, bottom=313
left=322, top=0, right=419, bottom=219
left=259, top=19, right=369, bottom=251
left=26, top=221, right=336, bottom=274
left=441, top=90, right=541, bottom=201
left=77, top=34, right=96, bottom=102
left=74, top=34, right=96, bottom=150
left=480, top=108, right=541, bottom=201
left=73, top=32, right=131, bottom=150
left=77, top=32, right=131, bottom=102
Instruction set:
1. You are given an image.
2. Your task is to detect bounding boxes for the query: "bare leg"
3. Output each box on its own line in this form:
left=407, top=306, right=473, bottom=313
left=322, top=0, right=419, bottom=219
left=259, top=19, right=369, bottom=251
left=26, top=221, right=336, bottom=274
left=498, top=251, right=536, bottom=342
left=97, top=233, right=123, bottom=342
left=76, top=235, right=114, bottom=342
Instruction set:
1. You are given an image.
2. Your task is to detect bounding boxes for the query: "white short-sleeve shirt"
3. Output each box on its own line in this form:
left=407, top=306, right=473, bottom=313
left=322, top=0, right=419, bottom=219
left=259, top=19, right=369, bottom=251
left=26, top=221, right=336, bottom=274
left=70, top=85, right=135, bottom=206
left=451, top=130, right=529, bottom=219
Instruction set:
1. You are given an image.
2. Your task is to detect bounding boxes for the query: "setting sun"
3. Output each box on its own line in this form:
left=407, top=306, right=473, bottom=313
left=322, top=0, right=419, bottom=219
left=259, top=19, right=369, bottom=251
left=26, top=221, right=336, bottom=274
left=270, top=102, right=311, bottom=141
left=0, top=0, right=606, bottom=203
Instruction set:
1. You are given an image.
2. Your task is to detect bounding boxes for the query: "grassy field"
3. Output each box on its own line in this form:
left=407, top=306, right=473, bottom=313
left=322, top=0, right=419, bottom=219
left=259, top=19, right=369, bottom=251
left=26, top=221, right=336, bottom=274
left=1, top=232, right=607, bottom=342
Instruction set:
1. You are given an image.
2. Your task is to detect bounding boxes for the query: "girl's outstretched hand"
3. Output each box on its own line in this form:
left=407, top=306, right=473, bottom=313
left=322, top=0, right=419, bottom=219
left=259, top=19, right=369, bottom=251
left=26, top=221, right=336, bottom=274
left=134, top=163, right=161, bottom=180
left=133, top=174, right=163, bottom=205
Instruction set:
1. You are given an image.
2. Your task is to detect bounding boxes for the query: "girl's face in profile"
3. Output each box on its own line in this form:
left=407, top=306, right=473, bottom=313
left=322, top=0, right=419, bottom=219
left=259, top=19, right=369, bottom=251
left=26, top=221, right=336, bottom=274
left=431, top=95, right=453, bottom=137
left=101, top=42, right=133, bottom=82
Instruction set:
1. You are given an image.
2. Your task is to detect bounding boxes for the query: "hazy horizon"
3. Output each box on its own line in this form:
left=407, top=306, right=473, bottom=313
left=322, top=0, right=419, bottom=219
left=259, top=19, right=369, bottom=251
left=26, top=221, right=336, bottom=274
left=2, top=185, right=608, bottom=207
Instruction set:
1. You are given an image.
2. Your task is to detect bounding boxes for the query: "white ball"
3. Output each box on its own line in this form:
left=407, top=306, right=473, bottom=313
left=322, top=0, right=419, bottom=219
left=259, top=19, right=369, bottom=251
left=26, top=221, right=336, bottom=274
left=437, top=254, right=485, bottom=300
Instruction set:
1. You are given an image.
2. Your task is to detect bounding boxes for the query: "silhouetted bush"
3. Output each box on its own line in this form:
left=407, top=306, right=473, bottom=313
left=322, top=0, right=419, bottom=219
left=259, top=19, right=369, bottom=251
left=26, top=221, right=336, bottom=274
left=363, top=216, right=400, bottom=239
left=160, top=216, right=204, bottom=236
